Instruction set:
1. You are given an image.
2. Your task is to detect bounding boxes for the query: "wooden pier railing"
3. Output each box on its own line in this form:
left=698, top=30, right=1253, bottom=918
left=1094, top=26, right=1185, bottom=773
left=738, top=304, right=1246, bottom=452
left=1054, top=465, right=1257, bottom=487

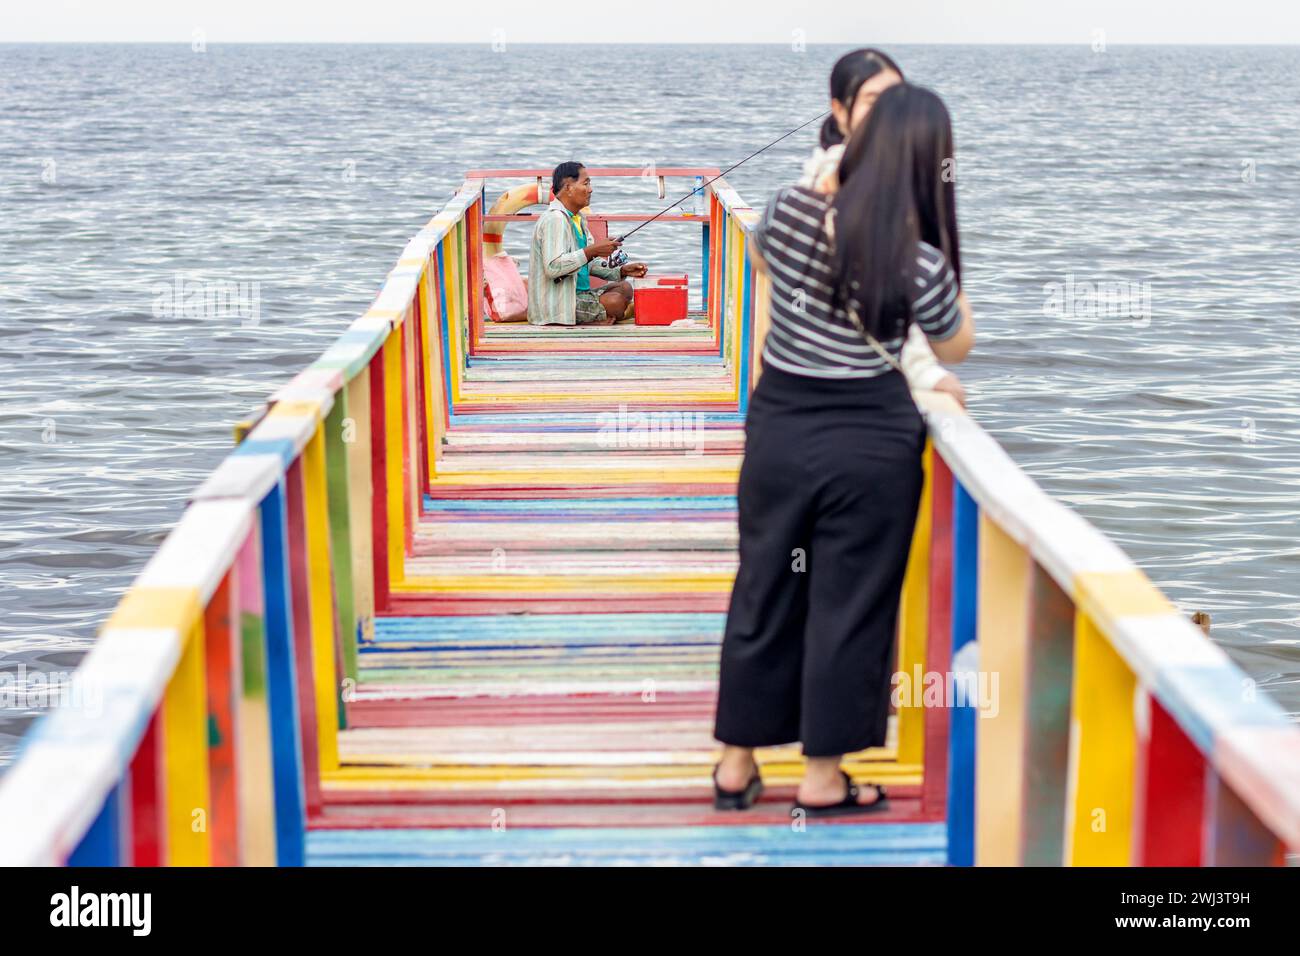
left=0, top=170, right=1295, bottom=866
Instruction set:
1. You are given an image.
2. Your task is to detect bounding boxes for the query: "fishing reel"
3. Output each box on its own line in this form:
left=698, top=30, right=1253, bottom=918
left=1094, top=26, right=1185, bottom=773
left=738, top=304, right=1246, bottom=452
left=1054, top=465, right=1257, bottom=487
left=607, top=245, right=629, bottom=269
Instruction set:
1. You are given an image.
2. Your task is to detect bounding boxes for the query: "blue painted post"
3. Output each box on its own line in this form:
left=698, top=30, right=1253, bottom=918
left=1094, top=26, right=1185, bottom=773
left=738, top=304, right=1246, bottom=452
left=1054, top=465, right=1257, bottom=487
left=68, top=781, right=126, bottom=866
left=259, top=478, right=306, bottom=867
left=738, top=255, right=753, bottom=414
left=946, top=480, right=979, bottom=866
left=436, top=244, right=455, bottom=422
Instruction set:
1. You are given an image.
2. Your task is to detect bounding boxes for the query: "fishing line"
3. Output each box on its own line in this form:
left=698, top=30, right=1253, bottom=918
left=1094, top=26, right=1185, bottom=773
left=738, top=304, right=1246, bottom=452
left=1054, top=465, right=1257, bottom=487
left=613, top=109, right=831, bottom=248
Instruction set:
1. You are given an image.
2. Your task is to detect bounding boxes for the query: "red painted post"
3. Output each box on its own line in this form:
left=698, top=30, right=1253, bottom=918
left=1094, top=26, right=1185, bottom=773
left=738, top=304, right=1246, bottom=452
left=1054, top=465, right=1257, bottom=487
left=128, top=712, right=165, bottom=866
left=203, top=571, right=241, bottom=865
left=1133, top=690, right=1205, bottom=866
left=284, top=459, right=323, bottom=819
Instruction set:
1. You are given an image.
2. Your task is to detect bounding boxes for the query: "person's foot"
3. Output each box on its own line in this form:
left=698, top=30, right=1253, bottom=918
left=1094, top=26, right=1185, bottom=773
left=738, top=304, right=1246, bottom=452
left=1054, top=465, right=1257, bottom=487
left=796, top=773, right=884, bottom=809
left=715, top=751, right=760, bottom=792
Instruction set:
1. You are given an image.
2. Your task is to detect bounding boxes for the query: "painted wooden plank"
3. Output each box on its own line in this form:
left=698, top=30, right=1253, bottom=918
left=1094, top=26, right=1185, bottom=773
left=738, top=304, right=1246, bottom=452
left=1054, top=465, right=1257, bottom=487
left=974, top=516, right=1032, bottom=866
left=136, top=500, right=251, bottom=603
left=323, top=391, right=359, bottom=691
left=129, top=713, right=165, bottom=867
left=410, top=266, right=433, bottom=497
left=162, top=618, right=211, bottom=866
left=259, top=479, right=307, bottom=867
left=284, top=458, right=323, bottom=819
left=8, top=633, right=173, bottom=883
left=1133, top=688, right=1204, bottom=866
left=920, top=450, right=954, bottom=820
left=945, top=479, right=978, bottom=866
left=419, top=254, right=447, bottom=471
left=67, top=782, right=125, bottom=866
left=1065, top=612, right=1138, bottom=866
left=234, top=527, right=277, bottom=866
left=896, top=440, right=933, bottom=770
left=402, top=299, right=421, bottom=562
left=303, top=424, right=341, bottom=773
left=368, top=348, right=391, bottom=612
left=1202, top=771, right=1286, bottom=866
left=383, top=330, right=406, bottom=588
left=345, top=367, right=375, bottom=650
left=1213, top=725, right=1300, bottom=852
left=1020, top=562, right=1075, bottom=866
left=203, top=572, right=241, bottom=866
left=193, top=453, right=283, bottom=506
left=307, top=822, right=947, bottom=867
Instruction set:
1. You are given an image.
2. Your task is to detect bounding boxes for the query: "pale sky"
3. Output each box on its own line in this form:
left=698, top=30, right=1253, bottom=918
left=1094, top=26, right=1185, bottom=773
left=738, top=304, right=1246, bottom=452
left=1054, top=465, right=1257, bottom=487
left=2, top=0, right=1299, bottom=44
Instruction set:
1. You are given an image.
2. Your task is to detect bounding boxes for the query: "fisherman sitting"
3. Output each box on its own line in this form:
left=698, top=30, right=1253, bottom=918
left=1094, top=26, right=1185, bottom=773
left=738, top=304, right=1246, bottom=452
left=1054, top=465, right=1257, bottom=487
left=528, top=161, right=648, bottom=326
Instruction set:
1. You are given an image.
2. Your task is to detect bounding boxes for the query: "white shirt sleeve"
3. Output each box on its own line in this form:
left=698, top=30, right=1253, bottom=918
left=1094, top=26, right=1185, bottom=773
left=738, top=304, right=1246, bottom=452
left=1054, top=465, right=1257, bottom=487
left=900, top=323, right=949, bottom=392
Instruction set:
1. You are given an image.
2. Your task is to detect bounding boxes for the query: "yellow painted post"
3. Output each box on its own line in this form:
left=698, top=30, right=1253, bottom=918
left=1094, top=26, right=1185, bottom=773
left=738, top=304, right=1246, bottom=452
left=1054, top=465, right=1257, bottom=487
left=732, top=218, right=743, bottom=368
left=162, top=618, right=212, bottom=866
left=443, top=232, right=465, bottom=407
left=418, top=262, right=443, bottom=476
left=302, top=423, right=340, bottom=772
left=1065, top=611, right=1138, bottom=866
left=974, top=516, right=1032, bottom=865
left=383, top=331, right=405, bottom=585
left=895, top=441, right=933, bottom=767
left=344, top=369, right=374, bottom=646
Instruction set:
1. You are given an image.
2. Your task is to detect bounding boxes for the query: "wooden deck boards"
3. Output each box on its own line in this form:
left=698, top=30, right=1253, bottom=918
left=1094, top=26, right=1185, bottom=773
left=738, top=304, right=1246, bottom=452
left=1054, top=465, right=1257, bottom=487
left=309, top=325, right=945, bottom=866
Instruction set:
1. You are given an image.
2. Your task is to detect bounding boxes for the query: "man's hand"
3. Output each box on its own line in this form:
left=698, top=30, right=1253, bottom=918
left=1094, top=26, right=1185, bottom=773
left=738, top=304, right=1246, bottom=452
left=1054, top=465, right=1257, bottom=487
left=620, top=262, right=648, bottom=279
left=585, top=237, right=621, bottom=260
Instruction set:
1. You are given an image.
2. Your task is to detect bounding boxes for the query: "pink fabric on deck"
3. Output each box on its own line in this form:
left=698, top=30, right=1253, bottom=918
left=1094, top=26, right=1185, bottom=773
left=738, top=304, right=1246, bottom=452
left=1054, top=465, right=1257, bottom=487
left=483, top=252, right=528, bottom=321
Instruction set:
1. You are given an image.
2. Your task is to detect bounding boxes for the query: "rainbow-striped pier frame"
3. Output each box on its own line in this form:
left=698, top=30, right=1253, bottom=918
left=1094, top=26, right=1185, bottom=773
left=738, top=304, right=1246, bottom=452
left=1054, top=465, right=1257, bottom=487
left=0, top=170, right=1295, bottom=867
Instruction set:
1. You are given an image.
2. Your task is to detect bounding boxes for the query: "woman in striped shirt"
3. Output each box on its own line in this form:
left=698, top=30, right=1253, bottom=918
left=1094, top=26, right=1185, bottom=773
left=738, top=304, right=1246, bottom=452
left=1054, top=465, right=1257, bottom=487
left=801, top=47, right=968, bottom=407
left=712, top=84, right=974, bottom=816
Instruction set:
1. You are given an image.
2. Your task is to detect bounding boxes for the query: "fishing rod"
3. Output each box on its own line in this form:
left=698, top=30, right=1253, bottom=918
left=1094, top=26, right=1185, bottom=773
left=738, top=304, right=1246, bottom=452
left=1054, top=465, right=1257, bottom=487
left=607, top=109, right=831, bottom=264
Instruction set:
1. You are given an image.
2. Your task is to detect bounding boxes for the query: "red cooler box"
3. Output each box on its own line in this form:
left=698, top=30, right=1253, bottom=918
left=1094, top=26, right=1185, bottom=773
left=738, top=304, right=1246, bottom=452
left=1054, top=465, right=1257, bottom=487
left=633, top=274, right=688, bottom=326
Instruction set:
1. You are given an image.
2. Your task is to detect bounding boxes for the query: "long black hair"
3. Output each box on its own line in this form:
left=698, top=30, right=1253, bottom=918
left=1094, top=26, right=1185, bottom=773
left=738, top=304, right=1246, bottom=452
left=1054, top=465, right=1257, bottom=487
left=829, top=83, right=961, bottom=341
left=819, top=48, right=905, bottom=149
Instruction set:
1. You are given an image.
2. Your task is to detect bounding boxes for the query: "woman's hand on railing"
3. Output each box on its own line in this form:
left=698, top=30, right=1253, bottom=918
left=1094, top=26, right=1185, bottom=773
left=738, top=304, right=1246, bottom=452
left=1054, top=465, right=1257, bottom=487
left=933, top=373, right=966, bottom=408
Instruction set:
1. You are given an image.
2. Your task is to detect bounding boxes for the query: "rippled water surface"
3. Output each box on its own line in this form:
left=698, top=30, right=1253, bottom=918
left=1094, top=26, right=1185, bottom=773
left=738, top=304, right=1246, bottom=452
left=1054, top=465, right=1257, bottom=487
left=1, top=43, right=1298, bottom=766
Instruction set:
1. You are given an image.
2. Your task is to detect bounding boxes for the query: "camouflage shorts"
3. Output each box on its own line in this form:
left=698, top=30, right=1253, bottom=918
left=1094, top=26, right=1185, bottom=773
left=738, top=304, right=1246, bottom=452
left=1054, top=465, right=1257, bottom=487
left=575, top=289, right=610, bottom=325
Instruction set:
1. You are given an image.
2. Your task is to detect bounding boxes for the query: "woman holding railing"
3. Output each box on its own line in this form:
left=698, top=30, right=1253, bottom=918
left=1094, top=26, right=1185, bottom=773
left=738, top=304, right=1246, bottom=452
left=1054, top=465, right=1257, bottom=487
left=712, top=83, right=975, bottom=816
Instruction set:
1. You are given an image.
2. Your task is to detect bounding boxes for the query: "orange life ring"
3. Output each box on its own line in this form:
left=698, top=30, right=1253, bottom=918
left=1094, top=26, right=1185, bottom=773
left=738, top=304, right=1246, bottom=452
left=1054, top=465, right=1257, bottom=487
left=482, top=182, right=593, bottom=257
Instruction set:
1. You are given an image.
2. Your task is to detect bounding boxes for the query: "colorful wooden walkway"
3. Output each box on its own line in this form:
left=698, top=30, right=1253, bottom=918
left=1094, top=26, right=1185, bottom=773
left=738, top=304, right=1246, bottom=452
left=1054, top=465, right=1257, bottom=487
left=310, top=318, right=946, bottom=865
left=2, top=170, right=1297, bottom=869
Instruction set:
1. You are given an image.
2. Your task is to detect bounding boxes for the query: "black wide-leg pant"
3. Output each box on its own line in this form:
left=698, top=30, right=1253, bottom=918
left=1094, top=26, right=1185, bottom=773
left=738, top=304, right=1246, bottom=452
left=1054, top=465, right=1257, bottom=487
left=714, top=364, right=926, bottom=758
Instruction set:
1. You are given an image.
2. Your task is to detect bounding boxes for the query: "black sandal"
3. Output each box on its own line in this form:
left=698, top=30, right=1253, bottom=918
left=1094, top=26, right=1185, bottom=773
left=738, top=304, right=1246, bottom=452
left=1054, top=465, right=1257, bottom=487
left=712, top=760, right=764, bottom=811
left=793, top=770, right=889, bottom=819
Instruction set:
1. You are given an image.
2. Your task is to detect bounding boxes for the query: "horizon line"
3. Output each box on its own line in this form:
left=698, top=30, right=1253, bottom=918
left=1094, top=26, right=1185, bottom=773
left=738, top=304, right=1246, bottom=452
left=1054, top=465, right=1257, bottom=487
left=2, top=39, right=1300, bottom=46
